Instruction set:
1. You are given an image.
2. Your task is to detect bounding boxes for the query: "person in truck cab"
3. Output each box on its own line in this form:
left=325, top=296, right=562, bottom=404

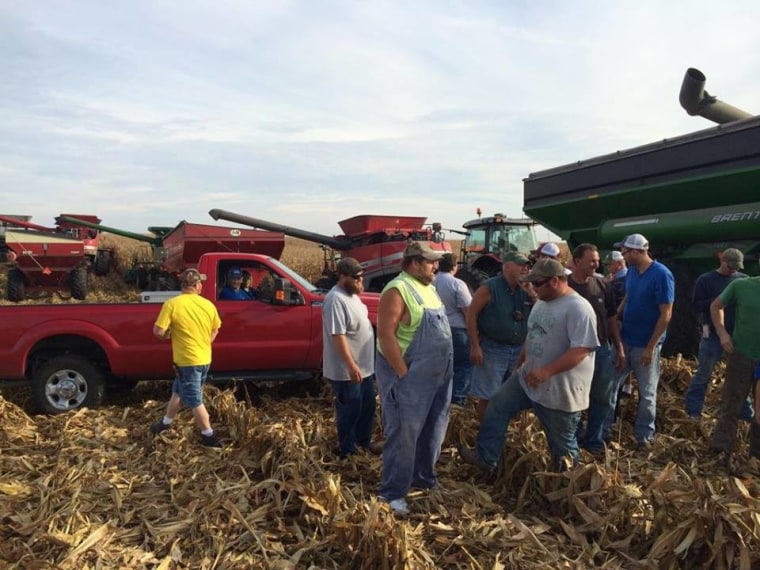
left=150, top=268, right=223, bottom=449
left=241, top=270, right=256, bottom=299
left=219, top=267, right=254, bottom=300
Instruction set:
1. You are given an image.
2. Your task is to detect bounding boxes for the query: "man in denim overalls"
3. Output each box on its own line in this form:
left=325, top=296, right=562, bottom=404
left=376, top=241, right=453, bottom=516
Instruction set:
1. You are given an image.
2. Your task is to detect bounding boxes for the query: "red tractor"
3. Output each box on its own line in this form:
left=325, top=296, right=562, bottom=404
left=209, top=209, right=452, bottom=292
left=453, top=210, right=539, bottom=291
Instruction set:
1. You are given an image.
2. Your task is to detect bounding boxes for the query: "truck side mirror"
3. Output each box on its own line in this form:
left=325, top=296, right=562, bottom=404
left=272, top=278, right=304, bottom=306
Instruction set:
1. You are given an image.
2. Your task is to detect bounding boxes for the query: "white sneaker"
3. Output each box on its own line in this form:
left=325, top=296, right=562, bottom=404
left=385, top=497, right=410, bottom=516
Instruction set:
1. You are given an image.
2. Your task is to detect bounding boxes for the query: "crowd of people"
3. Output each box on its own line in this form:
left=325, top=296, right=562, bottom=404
left=148, top=236, right=760, bottom=516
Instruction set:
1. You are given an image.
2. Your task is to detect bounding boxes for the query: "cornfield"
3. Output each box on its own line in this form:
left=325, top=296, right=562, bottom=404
left=0, top=235, right=758, bottom=569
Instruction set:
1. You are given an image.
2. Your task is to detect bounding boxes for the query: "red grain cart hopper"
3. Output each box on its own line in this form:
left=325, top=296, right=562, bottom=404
left=0, top=216, right=90, bottom=302
left=161, top=221, right=285, bottom=273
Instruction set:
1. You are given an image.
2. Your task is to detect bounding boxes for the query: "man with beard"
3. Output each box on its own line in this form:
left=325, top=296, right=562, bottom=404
left=376, top=241, right=452, bottom=516
left=322, top=257, right=378, bottom=459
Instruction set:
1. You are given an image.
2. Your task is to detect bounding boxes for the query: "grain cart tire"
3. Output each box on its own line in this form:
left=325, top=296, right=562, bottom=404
left=94, top=250, right=112, bottom=276
left=661, top=263, right=699, bottom=358
left=32, top=355, right=105, bottom=413
left=7, top=268, right=26, bottom=302
left=69, top=267, right=89, bottom=300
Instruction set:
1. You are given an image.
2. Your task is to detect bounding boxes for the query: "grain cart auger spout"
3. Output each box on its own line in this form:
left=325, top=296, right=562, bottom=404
left=209, top=209, right=352, bottom=251
left=209, top=208, right=452, bottom=292
left=679, top=67, right=752, bottom=125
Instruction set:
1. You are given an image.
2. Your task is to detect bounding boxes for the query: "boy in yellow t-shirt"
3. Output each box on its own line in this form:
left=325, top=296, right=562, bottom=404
left=150, top=268, right=222, bottom=448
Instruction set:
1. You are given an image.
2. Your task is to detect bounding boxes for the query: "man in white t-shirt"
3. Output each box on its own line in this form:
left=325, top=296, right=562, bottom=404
left=459, top=259, right=599, bottom=471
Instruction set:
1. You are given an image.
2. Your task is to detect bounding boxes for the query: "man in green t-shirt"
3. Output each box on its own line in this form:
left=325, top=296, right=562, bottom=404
left=710, top=274, right=760, bottom=469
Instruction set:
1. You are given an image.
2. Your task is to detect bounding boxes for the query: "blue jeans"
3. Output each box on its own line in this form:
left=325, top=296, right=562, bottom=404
left=331, top=376, right=377, bottom=458
left=477, top=371, right=581, bottom=471
left=684, top=335, right=754, bottom=420
left=583, top=343, right=616, bottom=451
left=470, top=339, right=522, bottom=400
left=451, top=327, right=473, bottom=405
left=616, top=344, right=661, bottom=444
left=172, top=364, right=210, bottom=408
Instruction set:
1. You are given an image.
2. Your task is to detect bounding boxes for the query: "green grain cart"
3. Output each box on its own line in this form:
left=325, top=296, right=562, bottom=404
left=523, top=68, right=760, bottom=356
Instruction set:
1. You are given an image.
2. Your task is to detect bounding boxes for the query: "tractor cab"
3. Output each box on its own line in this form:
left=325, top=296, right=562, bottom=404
left=457, top=212, right=538, bottom=291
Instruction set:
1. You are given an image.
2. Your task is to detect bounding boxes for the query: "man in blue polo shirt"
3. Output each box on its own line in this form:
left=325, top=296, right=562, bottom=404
left=219, top=267, right=253, bottom=300
left=612, top=234, right=674, bottom=450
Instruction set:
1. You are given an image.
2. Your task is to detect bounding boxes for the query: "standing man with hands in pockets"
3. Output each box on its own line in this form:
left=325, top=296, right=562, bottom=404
left=375, top=242, right=452, bottom=516
left=322, top=257, right=378, bottom=459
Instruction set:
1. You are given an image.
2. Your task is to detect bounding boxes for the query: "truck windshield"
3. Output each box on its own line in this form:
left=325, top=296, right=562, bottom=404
left=267, top=258, right=317, bottom=292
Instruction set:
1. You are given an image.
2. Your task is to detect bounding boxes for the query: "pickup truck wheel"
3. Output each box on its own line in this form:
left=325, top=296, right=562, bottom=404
left=69, top=267, right=89, bottom=300
left=33, top=355, right=105, bottom=414
left=7, top=268, right=26, bottom=302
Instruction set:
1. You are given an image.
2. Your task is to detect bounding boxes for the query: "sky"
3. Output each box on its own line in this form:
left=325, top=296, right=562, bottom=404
left=2, top=1, right=760, bottom=241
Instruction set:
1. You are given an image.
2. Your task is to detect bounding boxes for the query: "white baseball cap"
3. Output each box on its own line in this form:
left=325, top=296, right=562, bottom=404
left=614, top=234, right=649, bottom=250
left=534, top=242, right=561, bottom=258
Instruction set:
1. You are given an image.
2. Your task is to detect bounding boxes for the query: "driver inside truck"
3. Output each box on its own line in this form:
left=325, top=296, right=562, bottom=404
left=219, top=267, right=255, bottom=300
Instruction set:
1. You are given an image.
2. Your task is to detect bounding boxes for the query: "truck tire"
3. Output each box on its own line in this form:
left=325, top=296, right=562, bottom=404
left=69, top=267, right=89, bottom=300
left=7, top=268, right=26, bottom=302
left=94, top=250, right=112, bottom=276
left=32, top=355, right=105, bottom=414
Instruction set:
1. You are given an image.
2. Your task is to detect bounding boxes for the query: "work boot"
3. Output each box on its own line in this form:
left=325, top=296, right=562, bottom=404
left=457, top=444, right=495, bottom=472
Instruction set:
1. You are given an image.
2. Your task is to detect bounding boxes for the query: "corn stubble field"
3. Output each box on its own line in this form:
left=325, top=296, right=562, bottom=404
left=1, top=236, right=759, bottom=569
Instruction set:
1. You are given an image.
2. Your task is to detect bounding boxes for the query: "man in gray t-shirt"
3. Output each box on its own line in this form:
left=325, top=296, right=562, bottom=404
left=460, top=259, right=598, bottom=471
left=322, top=257, right=378, bottom=458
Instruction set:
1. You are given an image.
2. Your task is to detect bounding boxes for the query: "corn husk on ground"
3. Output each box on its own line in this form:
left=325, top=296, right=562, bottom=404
left=2, top=357, right=759, bottom=569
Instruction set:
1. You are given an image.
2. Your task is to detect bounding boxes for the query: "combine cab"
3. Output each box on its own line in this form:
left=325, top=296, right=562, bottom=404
left=209, top=209, right=452, bottom=292
left=454, top=210, right=538, bottom=291
left=523, top=68, right=760, bottom=356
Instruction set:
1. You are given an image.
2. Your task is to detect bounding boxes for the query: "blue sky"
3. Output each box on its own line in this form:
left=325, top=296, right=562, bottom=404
left=2, top=1, right=759, bottom=240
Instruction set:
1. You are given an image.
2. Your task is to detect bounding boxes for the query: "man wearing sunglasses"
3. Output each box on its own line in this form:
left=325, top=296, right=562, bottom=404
left=322, top=257, right=378, bottom=459
left=459, top=259, right=598, bottom=471
left=375, top=241, right=452, bottom=516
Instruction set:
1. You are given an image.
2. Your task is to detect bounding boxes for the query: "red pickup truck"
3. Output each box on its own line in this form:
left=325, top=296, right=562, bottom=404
left=0, top=253, right=379, bottom=413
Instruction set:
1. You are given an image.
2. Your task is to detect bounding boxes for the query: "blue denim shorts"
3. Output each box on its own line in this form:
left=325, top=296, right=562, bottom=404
left=172, top=364, right=210, bottom=408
